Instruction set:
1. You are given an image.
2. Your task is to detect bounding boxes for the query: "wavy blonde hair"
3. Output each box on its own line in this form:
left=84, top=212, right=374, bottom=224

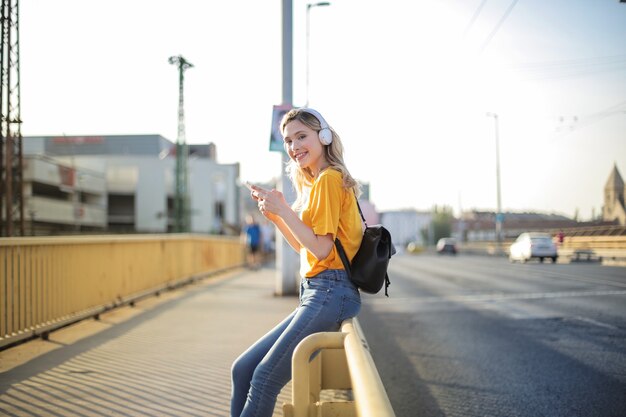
left=280, top=108, right=361, bottom=210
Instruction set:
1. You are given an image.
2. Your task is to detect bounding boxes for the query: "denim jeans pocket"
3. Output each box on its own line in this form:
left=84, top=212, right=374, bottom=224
left=301, top=278, right=333, bottom=307
left=304, top=277, right=332, bottom=291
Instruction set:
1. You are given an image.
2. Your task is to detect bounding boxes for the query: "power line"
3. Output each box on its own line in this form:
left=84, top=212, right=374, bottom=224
left=463, top=0, right=489, bottom=37
left=479, top=0, right=520, bottom=54
left=510, top=54, right=626, bottom=81
left=512, top=54, right=626, bottom=71
left=555, top=100, right=626, bottom=135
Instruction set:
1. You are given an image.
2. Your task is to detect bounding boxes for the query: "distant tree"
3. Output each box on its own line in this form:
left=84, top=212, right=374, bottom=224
left=430, top=205, right=454, bottom=244
left=420, top=226, right=430, bottom=246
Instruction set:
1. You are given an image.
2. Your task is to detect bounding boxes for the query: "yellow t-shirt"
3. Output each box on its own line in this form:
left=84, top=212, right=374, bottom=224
left=300, top=168, right=363, bottom=278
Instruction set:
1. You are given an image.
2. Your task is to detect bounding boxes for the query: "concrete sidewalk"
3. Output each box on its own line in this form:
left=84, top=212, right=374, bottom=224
left=0, top=267, right=298, bottom=417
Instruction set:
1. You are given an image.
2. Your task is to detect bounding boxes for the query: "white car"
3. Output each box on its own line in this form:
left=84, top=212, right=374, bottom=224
left=436, top=237, right=457, bottom=255
left=509, top=232, right=558, bottom=263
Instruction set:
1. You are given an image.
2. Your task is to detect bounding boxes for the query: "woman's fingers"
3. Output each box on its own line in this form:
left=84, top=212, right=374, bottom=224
left=248, top=184, right=269, bottom=201
left=250, top=186, right=286, bottom=218
left=250, top=184, right=270, bottom=194
left=253, top=187, right=280, bottom=203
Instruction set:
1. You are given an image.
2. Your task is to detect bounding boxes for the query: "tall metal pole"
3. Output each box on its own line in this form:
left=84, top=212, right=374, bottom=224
left=305, top=2, right=330, bottom=107
left=168, top=55, right=193, bottom=233
left=277, top=0, right=298, bottom=296
left=486, top=112, right=502, bottom=248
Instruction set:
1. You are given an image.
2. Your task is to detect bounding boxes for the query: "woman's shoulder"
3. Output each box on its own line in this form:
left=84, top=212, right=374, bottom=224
left=311, top=168, right=343, bottom=195
left=318, top=167, right=343, bottom=182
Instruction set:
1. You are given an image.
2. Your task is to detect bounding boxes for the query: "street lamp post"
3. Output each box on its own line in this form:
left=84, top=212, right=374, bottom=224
left=306, top=2, right=330, bottom=107
left=486, top=112, right=503, bottom=249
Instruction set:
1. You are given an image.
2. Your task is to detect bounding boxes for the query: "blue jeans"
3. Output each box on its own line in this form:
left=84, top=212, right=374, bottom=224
left=231, top=269, right=361, bottom=417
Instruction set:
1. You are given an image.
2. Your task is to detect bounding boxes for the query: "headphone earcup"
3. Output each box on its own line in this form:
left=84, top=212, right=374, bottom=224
left=318, top=128, right=333, bottom=145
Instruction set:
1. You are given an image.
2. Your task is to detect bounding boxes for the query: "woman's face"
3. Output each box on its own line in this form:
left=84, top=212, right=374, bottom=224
left=283, top=119, right=327, bottom=175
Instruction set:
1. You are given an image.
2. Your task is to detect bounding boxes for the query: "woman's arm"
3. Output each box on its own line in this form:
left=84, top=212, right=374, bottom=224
left=272, top=216, right=302, bottom=253
left=278, top=209, right=334, bottom=260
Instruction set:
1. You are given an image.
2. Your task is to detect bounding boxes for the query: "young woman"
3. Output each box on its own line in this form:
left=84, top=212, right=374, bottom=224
left=231, top=108, right=363, bottom=417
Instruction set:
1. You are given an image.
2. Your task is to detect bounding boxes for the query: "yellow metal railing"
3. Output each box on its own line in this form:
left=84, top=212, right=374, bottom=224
left=283, top=318, right=396, bottom=417
left=559, top=235, right=626, bottom=263
left=562, top=235, right=626, bottom=250
left=459, top=235, right=626, bottom=260
left=0, top=234, right=244, bottom=348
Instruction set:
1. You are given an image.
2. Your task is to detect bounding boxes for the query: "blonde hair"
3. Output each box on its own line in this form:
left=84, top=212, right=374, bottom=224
left=280, top=108, right=361, bottom=210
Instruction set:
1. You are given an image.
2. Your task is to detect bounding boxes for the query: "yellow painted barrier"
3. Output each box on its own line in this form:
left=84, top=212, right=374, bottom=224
left=343, top=319, right=396, bottom=417
left=460, top=235, right=626, bottom=260
left=283, top=318, right=395, bottom=417
left=562, top=235, right=626, bottom=250
left=0, top=234, right=244, bottom=349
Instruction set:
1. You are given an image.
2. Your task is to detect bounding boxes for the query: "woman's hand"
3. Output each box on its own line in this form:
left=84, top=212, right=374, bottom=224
left=250, top=185, right=289, bottom=222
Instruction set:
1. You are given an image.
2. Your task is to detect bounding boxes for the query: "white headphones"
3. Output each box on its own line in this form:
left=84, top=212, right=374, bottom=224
left=300, top=108, right=333, bottom=145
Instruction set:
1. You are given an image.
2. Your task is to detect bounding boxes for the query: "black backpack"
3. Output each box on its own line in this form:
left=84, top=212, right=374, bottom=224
left=335, top=198, right=396, bottom=296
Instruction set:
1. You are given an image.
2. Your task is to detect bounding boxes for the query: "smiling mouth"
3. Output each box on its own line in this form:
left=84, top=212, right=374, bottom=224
left=294, top=151, right=308, bottom=161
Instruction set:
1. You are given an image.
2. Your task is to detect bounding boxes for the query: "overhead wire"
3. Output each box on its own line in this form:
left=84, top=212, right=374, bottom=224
left=463, top=0, right=489, bottom=37
left=510, top=54, right=626, bottom=81
left=555, top=100, right=626, bottom=135
left=461, top=1, right=624, bottom=128
left=463, top=0, right=624, bottom=81
left=460, top=2, right=624, bottom=138
left=479, top=0, right=520, bottom=54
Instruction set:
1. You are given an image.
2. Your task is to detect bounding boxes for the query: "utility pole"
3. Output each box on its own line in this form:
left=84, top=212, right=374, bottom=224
left=276, top=0, right=298, bottom=296
left=168, top=55, right=193, bottom=233
left=0, top=0, right=23, bottom=237
left=486, top=112, right=503, bottom=250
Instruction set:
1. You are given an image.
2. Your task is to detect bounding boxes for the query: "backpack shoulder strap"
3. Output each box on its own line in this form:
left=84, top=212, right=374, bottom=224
left=334, top=238, right=352, bottom=278
left=354, top=193, right=368, bottom=227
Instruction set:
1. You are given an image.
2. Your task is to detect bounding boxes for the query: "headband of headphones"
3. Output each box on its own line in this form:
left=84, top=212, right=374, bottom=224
left=300, top=108, right=333, bottom=145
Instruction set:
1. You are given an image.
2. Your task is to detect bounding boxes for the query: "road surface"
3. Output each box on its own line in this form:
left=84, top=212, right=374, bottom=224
left=358, top=253, right=626, bottom=417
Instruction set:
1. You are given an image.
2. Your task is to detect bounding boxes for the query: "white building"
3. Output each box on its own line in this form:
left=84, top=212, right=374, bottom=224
left=380, top=209, right=432, bottom=249
left=22, top=154, right=107, bottom=234
left=23, top=135, right=240, bottom=235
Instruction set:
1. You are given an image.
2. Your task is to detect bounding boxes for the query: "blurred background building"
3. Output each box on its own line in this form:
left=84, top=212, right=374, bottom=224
left=22, top=135, right=239, bottom=235
left=19, top=133, right=623, bottom=244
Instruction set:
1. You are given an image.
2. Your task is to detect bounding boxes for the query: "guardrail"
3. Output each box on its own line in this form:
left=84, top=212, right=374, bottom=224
left=283, top=318, right=396, bottom=417
left=459, top=235, right=626, bottom=256
left=546, top=225, right=626, bottom=237
left=0, top=234, right=244, bottom=349
left=560, top=235, right=626, bottom=265
left=562, top=235, right=626, bottom=250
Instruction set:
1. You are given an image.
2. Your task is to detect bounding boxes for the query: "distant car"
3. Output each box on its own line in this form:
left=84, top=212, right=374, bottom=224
left=407, top=241, right=425, bottom=254
left=436, top=238, right=457, bottom=255
left=509, top=232, right=558, bottom=263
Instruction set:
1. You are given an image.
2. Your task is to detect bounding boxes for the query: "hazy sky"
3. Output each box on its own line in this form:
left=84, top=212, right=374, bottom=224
left=22, top=0, right=626, bottom=219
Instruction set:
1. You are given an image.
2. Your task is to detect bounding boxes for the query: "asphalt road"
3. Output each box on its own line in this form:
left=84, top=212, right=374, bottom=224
left=357, top=253, right=626, bottom=417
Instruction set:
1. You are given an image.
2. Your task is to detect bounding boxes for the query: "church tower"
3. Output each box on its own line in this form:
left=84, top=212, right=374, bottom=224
left=603, top=164, right=626, bottom=225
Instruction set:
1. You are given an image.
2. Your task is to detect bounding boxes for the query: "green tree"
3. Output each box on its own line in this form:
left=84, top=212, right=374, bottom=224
left=431, top=205, right=454, bottom=244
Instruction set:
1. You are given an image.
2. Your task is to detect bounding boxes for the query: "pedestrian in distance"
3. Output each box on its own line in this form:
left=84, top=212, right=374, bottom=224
left=259, top=219, right=275, bottom=261
left=242, top=215, right=262, bottom=270
left=231, top=108, right=363, bottom=417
